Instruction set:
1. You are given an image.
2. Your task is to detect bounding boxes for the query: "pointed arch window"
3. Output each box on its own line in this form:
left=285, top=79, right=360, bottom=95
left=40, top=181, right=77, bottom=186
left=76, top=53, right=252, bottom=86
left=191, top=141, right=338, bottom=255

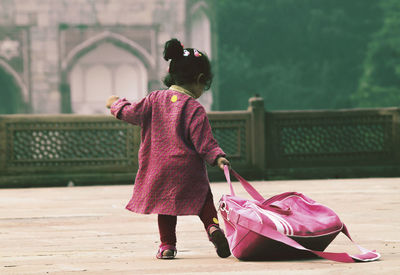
left=69, top=42, right=148, bottom=114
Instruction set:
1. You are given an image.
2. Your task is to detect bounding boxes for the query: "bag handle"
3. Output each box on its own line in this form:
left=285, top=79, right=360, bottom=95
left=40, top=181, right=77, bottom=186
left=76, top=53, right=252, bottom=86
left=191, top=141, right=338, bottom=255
left=224, top=165, right=264, bottom=202
left=229, top=209, right=380, bottom=263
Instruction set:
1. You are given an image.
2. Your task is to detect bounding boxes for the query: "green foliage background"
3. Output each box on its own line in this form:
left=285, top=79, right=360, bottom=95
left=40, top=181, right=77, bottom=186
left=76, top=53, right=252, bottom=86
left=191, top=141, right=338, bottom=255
left=212, top=0, right=397, bottom=111
left=353, top=1, right=400, bottom=107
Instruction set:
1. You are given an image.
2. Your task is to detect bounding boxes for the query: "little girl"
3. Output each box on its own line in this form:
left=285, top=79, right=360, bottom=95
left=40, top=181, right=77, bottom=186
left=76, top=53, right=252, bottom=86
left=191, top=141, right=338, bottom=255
left=106, top=38, right=231, bottom=259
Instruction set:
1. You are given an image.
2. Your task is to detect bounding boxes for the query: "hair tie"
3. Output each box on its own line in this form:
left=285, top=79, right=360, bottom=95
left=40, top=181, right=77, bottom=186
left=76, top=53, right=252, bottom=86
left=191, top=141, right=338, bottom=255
left=182, top=49, right=202, bottom=57
left=194, top=49, right=202, bottom=57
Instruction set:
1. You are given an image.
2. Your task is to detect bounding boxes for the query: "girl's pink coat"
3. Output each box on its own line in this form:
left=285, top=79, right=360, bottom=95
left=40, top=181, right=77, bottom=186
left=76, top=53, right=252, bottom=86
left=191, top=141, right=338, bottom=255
left=111, top=90, right=225, bottom=215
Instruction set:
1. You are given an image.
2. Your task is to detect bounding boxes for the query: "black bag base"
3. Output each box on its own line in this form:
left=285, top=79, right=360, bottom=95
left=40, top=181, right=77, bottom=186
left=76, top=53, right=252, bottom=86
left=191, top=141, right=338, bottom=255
left=234, top=231, right=340, bottom=261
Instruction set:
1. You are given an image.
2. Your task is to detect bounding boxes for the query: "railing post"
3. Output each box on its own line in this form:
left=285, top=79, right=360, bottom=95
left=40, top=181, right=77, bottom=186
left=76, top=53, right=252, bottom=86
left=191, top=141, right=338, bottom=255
left=395, top=108, right=400, bottom=164
left=248, top=96, right=265, bottom=172
left=0, top=116, right=6, bottom=177
left=60, top=72, right=72, bottom=114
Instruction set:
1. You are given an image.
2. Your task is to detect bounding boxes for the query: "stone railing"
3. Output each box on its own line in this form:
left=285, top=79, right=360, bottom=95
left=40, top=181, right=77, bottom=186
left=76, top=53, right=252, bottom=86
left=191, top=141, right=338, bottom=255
left=0, top=115, right=139, bottom=187
left=264, top=107, right=400, bottom=179
left=0, top=105, right=255, bottom=187
left=1, top=98, right=399, bottom=187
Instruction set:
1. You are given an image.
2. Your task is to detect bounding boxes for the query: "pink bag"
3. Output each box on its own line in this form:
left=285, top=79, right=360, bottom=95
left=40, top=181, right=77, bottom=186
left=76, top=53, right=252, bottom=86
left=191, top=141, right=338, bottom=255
left=219, top=166, right=381, bottom=262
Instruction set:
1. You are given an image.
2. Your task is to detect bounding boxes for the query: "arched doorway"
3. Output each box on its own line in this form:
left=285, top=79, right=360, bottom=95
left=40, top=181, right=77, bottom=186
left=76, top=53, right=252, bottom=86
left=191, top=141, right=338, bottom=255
left=61, top=31, right=156, bottom=114
left=0, top=66, right=21, bottom=114
left=69, top=42, right=148, bottom=114
left=190, top=4, right=213, bottom=111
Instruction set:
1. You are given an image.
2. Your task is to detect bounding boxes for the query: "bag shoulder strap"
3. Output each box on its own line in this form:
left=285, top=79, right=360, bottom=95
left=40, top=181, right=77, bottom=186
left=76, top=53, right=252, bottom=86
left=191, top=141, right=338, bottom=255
left=229, top=210, right=380, bottom=263
left=224, top=166, right=264, bottom=201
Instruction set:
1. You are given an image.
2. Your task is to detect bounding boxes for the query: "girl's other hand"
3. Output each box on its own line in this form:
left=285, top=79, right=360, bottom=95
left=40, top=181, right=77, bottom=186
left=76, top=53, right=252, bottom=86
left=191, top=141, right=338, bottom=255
left=217, top=157, right=230, bottom=171
left=106, top=95, right=120, bottom=109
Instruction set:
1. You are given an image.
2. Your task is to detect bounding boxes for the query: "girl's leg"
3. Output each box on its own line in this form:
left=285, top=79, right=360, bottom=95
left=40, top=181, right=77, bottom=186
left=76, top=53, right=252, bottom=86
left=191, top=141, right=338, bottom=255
left=158, top=214, right=177, bottom=246
left=199, top=190, right=231, bottom=258
left=199, top=190, right=219, bottom=230
left=157, top=214, right=177, bottom=259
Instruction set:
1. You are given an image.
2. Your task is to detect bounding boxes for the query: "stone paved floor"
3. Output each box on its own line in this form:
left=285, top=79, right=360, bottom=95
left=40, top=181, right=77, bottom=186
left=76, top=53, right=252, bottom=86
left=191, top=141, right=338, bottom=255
left=1, top=177, right=399, bottom=274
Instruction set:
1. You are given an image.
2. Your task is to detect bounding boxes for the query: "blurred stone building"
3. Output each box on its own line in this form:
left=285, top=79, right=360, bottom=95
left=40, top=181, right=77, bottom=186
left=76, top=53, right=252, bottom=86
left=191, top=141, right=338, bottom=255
left=0, top=0, right=216, bottom=114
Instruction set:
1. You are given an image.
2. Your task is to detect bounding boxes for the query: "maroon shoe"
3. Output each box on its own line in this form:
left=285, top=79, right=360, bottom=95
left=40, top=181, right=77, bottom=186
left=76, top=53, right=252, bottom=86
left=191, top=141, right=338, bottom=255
left=207, top=225, right=231, bottom=258
left=156, top=244, right=177, bottom=259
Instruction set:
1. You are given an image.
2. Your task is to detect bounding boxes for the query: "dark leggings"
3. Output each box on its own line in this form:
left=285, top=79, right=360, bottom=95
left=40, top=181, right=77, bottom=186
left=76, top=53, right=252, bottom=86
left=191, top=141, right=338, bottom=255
left=158, top=191, right=218, bottom=246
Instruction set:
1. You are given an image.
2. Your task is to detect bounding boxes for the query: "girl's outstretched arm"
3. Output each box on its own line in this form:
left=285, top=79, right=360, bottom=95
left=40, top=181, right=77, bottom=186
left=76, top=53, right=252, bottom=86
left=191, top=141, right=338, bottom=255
left=107, top=95, right=152, bottom=126
left=106, top=95, right=120, bottom=109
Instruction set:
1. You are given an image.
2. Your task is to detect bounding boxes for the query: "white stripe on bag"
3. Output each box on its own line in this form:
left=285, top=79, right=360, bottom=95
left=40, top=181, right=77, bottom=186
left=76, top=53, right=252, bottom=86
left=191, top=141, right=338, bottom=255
left=247, top=203, right=294, bottom=236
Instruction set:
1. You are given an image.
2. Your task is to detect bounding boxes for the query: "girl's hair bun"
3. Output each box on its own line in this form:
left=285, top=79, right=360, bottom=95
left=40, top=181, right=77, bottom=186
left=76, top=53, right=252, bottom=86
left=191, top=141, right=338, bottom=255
left=163, top=38, right=184, bottom=61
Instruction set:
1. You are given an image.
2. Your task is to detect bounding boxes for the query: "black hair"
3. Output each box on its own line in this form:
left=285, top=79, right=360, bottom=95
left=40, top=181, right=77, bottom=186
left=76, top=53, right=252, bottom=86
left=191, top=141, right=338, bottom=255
left=163, top=38, right=213, bottom=90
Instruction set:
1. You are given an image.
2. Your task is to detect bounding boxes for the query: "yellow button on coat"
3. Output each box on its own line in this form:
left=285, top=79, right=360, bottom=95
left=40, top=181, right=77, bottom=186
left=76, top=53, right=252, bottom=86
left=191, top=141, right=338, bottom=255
left=213, top=217, right=219, bottom=224
left=171, top=95, right=178, bottom=102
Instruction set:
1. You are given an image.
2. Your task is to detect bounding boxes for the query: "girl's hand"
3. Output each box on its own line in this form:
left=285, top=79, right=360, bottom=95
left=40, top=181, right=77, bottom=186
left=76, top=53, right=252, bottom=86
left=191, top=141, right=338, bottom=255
left=217, top=157, right=230, bottom=170
left=106, top=95, right=120, bottom=109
